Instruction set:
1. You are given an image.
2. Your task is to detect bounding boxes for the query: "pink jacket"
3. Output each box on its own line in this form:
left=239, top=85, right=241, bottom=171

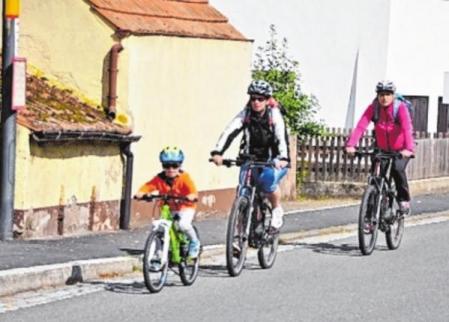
left=346, top=101, right=415, bottom=152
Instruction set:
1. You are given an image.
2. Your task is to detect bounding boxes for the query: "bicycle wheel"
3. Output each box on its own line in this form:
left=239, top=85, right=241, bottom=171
left=179, top=226, right=201, bottom=286
left=358, top=185, right=380, bottom=255
left=226, top=196, right=249, bottom=277
left=143, top=230, right=168, bottom=293
left=257, top=205, right=279, bottom=269
left=385, top=185, right=405, bottom=250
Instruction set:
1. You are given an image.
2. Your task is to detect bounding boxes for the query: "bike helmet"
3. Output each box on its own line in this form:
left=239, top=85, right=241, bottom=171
left=247, top=80, right=273, bottom=97
left=375, top=80, right=396, bottom=93
left=159, top=146, right=185, bottom=164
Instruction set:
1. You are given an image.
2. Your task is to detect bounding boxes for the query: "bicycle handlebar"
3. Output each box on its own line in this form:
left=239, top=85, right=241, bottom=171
left=209, top=154, right=274, bottom=168
left=354, top=149, right=415, bottom=159
left=134, top=194, right=198, bottom=203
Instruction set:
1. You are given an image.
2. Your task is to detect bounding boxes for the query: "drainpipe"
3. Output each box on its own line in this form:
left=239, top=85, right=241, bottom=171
left=108, top=43, right=123, bottom=119
left=120, top=142, right=134, bottom=230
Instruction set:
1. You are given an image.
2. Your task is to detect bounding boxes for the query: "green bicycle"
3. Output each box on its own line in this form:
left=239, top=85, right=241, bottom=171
left=136, top=194, right=201, bottom=293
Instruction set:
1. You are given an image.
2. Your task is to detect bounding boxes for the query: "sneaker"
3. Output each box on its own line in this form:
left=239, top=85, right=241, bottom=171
left=399, top=201, right=411, bottom=215
left=188, top=239, right=201, bottom=258
left=271, top=206, right=284, bottom=229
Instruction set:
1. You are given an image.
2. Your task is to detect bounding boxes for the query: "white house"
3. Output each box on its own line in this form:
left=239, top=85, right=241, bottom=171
left=210, top=0, right=449, bottom=133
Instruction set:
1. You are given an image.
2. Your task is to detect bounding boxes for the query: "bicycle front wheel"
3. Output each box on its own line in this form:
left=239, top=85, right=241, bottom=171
left=358, top=185, right=380, bottom=255
left=226, top=196, right=249, bottom=277
left=179, top=226, right=201, bottom=286
left=143, top=230, right=168, bottom=293
left=257, top=206, right=279, bottom=269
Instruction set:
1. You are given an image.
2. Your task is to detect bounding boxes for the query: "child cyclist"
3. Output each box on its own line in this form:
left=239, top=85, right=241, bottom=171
left=134, top=147, right=200, bottom=258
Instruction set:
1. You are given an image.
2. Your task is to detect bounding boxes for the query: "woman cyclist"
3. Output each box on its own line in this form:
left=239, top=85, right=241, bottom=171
left=210, top=80, right=290, bottom=229
left=345, top=80, right=415, bottom=214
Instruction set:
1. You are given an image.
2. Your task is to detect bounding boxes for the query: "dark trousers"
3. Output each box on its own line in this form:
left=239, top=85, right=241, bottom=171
left=391, top=158, right=411, bottom=202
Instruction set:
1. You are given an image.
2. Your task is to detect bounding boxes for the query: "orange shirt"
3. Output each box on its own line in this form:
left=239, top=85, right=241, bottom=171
left=137, top=171, right=197, bottom=211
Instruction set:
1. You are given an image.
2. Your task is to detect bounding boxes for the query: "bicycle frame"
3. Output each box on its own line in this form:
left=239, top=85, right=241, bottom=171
left=363, top=151, right=400, bottom=223
left=151, top=202, right=189, bottom=266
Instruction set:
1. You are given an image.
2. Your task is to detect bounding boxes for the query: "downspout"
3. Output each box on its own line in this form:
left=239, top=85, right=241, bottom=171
left=120, top=142, right=134, bottom=230
left=108, top=43, right=123, bottom=119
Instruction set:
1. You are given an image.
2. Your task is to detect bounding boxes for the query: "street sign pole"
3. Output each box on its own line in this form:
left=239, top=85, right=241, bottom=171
left=0, top=0, right=20, bottom=240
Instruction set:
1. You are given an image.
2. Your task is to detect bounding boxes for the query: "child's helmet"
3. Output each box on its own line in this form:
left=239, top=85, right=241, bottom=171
left=159, top=146, right=185, bottom=163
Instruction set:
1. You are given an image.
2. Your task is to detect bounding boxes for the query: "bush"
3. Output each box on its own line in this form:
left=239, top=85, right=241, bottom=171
left=252, top=25, right=324, bottom=137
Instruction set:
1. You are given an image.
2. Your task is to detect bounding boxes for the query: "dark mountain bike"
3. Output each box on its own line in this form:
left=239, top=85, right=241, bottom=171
left=210, top=155, right=280, bottom=277
left=355, top=149, right=412, bottom=255
left=135, top=194, right=200, bottom=293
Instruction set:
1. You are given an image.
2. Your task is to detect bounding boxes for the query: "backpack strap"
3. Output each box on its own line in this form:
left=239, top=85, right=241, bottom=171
left=393, top=99, right=401, bottom=123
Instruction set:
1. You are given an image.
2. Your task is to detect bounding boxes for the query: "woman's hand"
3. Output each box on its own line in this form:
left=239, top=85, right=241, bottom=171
left=400, top=149, right=413, bottom=158
left=274, top=159, right=289, bottom=169
left=211, top=155, right=223, bottom=166
left=345, top=146, right=356, bottom=156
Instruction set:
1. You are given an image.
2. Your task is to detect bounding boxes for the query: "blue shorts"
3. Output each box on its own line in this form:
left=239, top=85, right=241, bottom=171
left=239, top=164, right=288, bottom=193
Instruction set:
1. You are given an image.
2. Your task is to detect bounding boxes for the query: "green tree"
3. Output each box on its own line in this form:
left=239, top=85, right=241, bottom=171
left=252, top=25, right=324, bottom=136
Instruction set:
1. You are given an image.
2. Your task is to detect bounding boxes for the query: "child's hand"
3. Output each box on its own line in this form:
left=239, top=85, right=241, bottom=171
left=186, top=194, right=198, bottom=202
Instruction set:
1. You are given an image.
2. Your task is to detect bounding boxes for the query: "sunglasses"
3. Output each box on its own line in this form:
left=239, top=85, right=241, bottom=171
left=162, top=163, right=180, bottom=169
left=250, top=96, right=267, bottom=102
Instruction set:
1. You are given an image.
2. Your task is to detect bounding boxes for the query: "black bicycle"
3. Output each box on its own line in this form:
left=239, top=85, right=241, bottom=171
left=210, top=155, right=280, bottom=276
left=356, top=149, right=412, bottom=255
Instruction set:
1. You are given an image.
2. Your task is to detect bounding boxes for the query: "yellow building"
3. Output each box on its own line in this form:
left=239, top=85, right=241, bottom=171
left=12, top=72, right=139, bottom=238
left=15, top=0, right=255, bottom=235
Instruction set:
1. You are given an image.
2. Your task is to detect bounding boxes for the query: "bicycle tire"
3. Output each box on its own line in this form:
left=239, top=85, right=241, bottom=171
left=179, top=226, right=201, bottom=286
left=358, top=185, right=380, bottom=255
left=257, top=205, right=279, bottom=269
left=385, top=185, right=405, bottom=249
left=226, top=196, right=249, bottom=277
left=143, top=230, right=168, bottom=293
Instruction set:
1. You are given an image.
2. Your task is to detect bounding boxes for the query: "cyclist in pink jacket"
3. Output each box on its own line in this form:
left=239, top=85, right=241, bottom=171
left=345, top=80, right=415, bottom=214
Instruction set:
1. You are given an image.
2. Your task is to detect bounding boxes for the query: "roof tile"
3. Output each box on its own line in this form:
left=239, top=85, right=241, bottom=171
left=88, top=0, right=248, bottom=40
left=17, top=75, right=131, bottom=136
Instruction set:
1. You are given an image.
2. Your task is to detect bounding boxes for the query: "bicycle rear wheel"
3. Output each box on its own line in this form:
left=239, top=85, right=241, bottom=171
left=143, top=230, right=168, bottom=293
left=257, top=205, right=279, bottom=269
left=385, top=188, right=405, bottom=249
left=226, top=196, right=249, bottom=277
left=179, top=226, right=201, bottom=286
left=358, top=185, right=380, bottom=255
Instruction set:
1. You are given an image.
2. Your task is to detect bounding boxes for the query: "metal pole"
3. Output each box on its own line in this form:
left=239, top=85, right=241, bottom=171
left=0, top=1, right=18, bottom=240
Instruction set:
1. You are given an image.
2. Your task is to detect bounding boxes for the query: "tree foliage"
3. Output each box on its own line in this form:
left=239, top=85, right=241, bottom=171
left=252, top=25, right=324, bottom=136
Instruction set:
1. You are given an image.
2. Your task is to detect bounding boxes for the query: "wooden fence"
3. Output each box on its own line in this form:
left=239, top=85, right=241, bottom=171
left=297, top=129, right=449, bottom=183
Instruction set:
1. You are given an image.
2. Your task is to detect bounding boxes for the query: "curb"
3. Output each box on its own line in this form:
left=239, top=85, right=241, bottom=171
left=0, top=257, right=139, bottom=298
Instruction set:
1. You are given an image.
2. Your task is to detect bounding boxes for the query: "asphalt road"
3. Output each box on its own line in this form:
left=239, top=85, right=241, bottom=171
left=2, top=217, right=449, bottom=321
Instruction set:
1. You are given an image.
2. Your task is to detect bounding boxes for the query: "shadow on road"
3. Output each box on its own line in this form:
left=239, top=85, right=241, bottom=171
left=86, top=278, right=183, bottom=295
left=285, top=241, right=362, bottom=257
left=199, top=264, right=229, bottom=278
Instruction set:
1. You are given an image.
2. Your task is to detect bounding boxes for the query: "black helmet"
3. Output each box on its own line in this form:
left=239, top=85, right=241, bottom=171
left=247, top=80, right=273, bottom=97
left=375, top=80, right=396, bottom=93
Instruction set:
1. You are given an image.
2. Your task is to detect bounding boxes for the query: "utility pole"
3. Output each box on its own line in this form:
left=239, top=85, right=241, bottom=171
left=0, top=0, right=20, bottom=240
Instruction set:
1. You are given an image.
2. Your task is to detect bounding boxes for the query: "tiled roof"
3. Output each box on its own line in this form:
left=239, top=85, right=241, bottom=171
left=17, top=75, right=131, bottom=136
left=88, top=0, right=248, bottom=41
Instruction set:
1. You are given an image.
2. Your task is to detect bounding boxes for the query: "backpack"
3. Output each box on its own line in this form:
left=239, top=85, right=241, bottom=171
left=372, top=94, right=414, bottom=125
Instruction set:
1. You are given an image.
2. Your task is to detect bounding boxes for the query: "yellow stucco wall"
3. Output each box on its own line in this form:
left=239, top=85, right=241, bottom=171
left=15, top=126, right=124, bottom=210
left=19, top=0, right=116, bottom=107
left=124, top=36, right=253, bottom=193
